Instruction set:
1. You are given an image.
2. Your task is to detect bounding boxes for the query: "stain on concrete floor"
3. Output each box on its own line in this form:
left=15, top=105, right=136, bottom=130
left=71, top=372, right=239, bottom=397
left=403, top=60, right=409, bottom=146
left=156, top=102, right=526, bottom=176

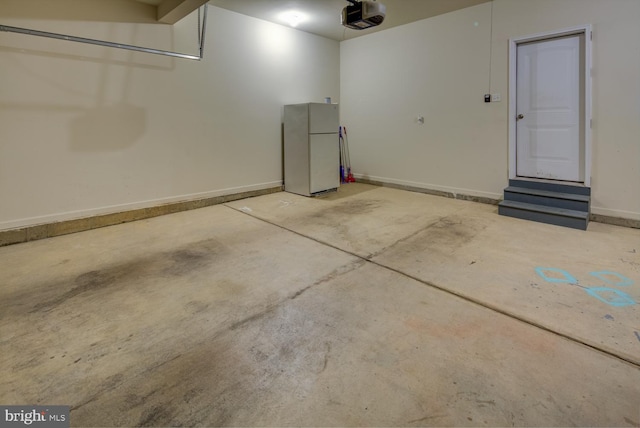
left=2, top=186, right=640, bottom=427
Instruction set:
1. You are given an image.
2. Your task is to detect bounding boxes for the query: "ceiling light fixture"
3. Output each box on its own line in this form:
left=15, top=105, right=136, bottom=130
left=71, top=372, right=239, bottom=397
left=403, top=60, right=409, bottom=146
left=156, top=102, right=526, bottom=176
left=279, top=11, right=306, bottom=28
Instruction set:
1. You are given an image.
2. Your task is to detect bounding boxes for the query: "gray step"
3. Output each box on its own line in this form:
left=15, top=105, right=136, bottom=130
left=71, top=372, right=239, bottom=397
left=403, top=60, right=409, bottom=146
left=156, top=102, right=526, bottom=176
left=504, top=186, right=590, bottom=212
left=498, top=200, right=589, bottom=230
left=510, top=179, right=590, bottom=196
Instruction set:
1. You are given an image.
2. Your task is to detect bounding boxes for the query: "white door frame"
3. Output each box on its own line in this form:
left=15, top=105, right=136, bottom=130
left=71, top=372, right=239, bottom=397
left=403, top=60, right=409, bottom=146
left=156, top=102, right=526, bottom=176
left=509, top=25, right=593, bottom=187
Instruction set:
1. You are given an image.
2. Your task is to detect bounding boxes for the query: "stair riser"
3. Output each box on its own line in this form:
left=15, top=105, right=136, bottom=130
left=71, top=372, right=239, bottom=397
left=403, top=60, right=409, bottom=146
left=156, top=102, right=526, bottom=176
left=498, top=205, right=588, bottom=230
left=509, top=179, right=590, bottom=196
left=504, top=191, right=589, bottom=212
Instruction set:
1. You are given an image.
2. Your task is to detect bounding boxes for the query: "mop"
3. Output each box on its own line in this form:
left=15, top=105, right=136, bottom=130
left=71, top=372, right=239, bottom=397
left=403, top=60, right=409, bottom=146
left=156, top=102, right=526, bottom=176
left=343, top=126, right=356, bottom=183
left=339, top=126, right=346, bottom=183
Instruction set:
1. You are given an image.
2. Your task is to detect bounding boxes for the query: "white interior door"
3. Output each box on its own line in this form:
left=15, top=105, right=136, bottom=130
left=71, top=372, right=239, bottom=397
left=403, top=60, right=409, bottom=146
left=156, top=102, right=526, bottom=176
left=516, top=34, right=584, bottom=182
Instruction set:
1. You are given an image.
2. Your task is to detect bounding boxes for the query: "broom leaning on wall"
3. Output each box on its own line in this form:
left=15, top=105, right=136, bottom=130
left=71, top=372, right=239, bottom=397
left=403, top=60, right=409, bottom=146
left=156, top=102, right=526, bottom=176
left=343, top=126, right=355, bottom=183
left=339, top=126, right=346, bottom=183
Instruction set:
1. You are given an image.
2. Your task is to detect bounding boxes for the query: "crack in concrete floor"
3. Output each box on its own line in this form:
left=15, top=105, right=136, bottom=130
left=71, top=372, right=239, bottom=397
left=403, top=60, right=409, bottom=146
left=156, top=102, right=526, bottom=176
left=225, top=204, right=640, bottom=368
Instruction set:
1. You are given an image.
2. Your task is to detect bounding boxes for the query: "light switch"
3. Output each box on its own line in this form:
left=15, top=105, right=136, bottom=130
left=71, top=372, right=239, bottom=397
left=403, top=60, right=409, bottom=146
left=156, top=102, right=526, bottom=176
left=491, top=93, right=501, bottom=102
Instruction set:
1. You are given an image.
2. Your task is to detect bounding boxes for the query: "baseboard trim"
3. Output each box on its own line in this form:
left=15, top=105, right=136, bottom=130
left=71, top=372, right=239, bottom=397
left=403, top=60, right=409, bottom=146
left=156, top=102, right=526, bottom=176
left=356, top=176, right=501, bottom=206
left=589, top=213, right=640, bottom=229
left=0, top=186, right=283, bottom=247
left=2, top=180, right=637, bottom=247
left=358, top=176, right=640, bottom=230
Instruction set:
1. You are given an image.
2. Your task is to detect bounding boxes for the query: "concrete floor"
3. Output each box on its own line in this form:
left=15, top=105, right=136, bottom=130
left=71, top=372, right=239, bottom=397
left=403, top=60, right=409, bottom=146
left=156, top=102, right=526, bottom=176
left=1, top=183, right=639, bottom=427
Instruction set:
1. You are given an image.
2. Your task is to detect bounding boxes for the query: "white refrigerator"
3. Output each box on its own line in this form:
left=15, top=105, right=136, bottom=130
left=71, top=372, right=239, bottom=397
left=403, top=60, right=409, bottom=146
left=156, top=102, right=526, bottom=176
left=284, top=103, right=340, bottom=196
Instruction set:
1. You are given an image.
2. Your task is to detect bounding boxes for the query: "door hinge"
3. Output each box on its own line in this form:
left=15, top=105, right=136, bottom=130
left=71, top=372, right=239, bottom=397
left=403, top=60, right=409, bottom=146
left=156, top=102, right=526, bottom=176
left=590, top=31, right=593, bottom=41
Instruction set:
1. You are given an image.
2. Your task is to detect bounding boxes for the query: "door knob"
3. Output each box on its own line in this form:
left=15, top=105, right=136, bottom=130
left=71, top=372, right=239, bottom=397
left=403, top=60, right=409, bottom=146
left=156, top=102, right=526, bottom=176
left=517, top=114, right=525, bottom=120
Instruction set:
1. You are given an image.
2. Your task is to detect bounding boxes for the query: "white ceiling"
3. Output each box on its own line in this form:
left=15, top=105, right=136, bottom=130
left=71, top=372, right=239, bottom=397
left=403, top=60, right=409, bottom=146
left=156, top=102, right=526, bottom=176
left=205, top=0, right=491, bottom=41
left=8, top=0, right=490, bottom=39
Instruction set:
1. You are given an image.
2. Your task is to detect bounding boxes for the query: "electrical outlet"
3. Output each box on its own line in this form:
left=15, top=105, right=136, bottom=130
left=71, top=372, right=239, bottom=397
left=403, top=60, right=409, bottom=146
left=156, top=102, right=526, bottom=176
left=491, top=93, right=501, bottom=102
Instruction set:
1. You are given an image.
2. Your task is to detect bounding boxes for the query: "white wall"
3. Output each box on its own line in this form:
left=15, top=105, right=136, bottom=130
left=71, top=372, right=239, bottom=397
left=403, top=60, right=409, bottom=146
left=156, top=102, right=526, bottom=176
left=0, top=6, right=340, bottom=230
left=492, top=0, right=640, bottom=220
left=341, top=0, right=640, bottom=221
left=340, top=3, right=500, bottom=200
